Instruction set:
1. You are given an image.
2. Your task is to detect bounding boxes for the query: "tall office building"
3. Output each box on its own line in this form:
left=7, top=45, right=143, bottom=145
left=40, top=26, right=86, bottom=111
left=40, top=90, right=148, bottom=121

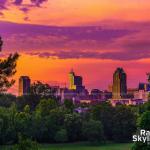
left=19, top=76, right=31, bottom=96
left=112, top=68, right=127, bottom=99
left=69, top=69, right=84, bottom=92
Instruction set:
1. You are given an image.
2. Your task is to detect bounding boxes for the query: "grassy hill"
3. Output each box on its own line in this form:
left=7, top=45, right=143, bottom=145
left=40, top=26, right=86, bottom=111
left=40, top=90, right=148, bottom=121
left=2, top=143, right=132, bottom=150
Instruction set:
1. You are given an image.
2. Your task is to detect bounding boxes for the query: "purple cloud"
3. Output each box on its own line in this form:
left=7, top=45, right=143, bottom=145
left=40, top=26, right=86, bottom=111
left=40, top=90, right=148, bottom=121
left=13, top=0, right=23, bottom=5
left=20, top=7, right=30, bottom=13
left=30, top=0, right=48, bottom=6
left=0, top=0, right=7, bottom=10
left=1, top=20, right=150, bottom=61
left=0, top=12, right=4, bottom=17
left=23, top=16, right=30, bottom=21
left=0, top=0, right=48, bottom=16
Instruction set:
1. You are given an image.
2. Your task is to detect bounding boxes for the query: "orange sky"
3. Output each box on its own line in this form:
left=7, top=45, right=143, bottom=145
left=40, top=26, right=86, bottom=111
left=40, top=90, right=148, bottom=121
left=8, top=54, right=150, bottom=95
left=1, top=0, right=150, bottom=95
left=1, top=0, right=150, bottom=26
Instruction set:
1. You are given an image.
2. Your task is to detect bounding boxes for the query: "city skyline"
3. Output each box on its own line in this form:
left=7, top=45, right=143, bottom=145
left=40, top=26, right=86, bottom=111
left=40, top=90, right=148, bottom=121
left=1, top=0, right=150, bottom=94
left=15, top=66, right=149, bottom=96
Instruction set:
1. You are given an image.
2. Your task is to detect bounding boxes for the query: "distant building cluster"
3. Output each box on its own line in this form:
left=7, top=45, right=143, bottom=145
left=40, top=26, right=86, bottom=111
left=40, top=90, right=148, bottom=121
left=110, top=68, right=150, bottom=106
left=18, top=68, right=150, bottom=106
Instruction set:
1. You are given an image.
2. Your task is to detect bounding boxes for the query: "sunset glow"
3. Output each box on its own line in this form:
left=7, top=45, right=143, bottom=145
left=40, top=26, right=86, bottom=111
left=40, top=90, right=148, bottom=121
left=1, top=0, right=150, bottom=94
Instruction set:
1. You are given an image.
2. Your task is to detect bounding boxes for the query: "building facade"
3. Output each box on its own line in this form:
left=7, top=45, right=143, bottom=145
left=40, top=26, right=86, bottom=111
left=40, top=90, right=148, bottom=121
left=112, top=68, right=127, bottom=99
left=69, top=70, right=85, bottom=92
left=19, top=76, right=31, bottom=96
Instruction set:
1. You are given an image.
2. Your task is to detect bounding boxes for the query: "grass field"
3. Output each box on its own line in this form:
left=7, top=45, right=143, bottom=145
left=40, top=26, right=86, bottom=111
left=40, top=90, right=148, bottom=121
left=2, top=143, right=132, bottom=150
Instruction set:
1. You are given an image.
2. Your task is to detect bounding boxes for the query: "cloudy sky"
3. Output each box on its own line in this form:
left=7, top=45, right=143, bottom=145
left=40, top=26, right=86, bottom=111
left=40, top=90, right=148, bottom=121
left=0, top=0, right=150, bottom=94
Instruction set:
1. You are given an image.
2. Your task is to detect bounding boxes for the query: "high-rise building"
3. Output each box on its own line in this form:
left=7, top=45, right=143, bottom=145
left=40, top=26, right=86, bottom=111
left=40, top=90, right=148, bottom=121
left=19, top=76, right=31, bottom=96
left=69, top=69, right=85, bottom=92
left=112, top=68, right=127, bottom=99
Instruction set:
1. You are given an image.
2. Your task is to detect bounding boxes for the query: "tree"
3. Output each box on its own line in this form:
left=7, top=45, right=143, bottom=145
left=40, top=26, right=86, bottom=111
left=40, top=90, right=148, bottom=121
left=0, top=105, right=18, bottom=144
left=91, top=102, right=115, bottom=140
left=111, top=105, right=137, bottom=142
left=132, top=142, right=150, bottom=150
left=138, top=101, right=150, bottom=114
left=138, top=111, right=150, bottom=130
left=0, top=37, right=19, bottom=92
left=30, top=81, right=56, bottom=99
left=55, top=129, right=68, bottom=143
left=82, top=119, right=104, bottom=142
left=16, top=95, right=40, bottom=111
left=0, top=93, right=16, bottom=107
left=64, top=113, right=82, bottom=141
left=0, top=53, right=19, bottom=93
left=36, top=99, right=57, bottom=117
left=64, top=99, right=74, bottom=113
left=132, top=111, right=150, bottom=150
left=13, top=135, right=38, bottom=150
left=15, top=105, right=32, bottom=138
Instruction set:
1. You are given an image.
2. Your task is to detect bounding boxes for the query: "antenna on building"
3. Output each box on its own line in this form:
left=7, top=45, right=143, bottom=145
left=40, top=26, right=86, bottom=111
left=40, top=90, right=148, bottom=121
left=146, top=73, right=150, bottom=83
left=0, top=37, right=3, bottom=51
left=70, top=68, right=74, bottom=73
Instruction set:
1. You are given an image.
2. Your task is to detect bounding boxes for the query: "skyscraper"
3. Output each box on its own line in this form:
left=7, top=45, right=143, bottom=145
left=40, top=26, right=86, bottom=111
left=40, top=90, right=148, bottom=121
left=112, top=68, right=127, bottom=99
left=19, top=76, right=31, bottom=96
left=69, top=69, right=84, bottom=92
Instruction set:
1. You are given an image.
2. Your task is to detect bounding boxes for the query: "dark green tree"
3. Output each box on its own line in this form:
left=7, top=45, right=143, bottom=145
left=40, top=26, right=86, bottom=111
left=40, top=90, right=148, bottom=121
left=13, top=135, right=38, bottom=150
left=55, top=129, right=68, bottom=143
left=64, top=99, right=74, bottom=113
left=15, top=105, right=32, bottom=138
left=64, top=113, right=82, bottom=141
left=0, top=53, right=19, bottom=93
left=0, top=37, right=19, bottom=93
left=0, top=94, right=16, bottom=107
left=36, top=99, right=57, bottom=117
left=138, top=111, right=150, bottom=130
left=91, top=102, right=114, bottom=140
left=111, top=105, right=137, bottom=142
left=30, top=81, right=56, bottom=99
left=82, top=119, right=104, bottom=142
left=132, top=111, right=150, bottom=150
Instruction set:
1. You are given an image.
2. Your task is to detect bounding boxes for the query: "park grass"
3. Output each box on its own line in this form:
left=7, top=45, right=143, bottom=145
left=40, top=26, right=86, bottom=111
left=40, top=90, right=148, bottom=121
left=1, top=142, right=132, bottom=150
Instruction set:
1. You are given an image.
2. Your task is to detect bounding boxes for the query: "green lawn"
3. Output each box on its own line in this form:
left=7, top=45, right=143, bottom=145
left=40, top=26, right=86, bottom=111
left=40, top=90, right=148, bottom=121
left=1, top=143, right=132, bottom=150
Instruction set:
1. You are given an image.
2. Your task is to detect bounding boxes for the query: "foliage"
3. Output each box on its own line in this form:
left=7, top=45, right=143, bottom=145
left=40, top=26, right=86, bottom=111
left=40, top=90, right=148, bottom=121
left=82, top=119, right=104, bottom=142
left=91, top=102, right=115, bottom=140
left=30, top=81, right=57, bottom=99
left=54, top=129, right=68, bottom=143
left=0, top=53, right=19, bottom=93
left=138, top=101, right=150, bottom=114
left=0, top=94, right=16, bottom=107
left=91, top=103, right=137, bottom=142
left=138, top=111, right=150, bottom=130
left=0, top=95, right=139, bottom=145
left=13, top=135, right=38, bottom=150
left=111, top=105, right=137, bottom=142
left=64, top=99, right=74, bottom=113
left=132, top=142, right=150, bottom=150
left=16, top=95, right=40, bottom=111
left=64, top=113, right=82, bottom=142
left=36, top=99, right=57, bottom=116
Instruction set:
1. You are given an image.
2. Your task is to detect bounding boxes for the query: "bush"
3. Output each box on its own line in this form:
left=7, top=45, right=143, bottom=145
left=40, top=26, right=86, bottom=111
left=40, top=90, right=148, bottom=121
left=132, top=142, right=150, bottom=150
left=82, top=119, right=104, bottom=142
left=55, top=129, right=68, bottom=143
left=13, top=135, right=38, bottom=150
